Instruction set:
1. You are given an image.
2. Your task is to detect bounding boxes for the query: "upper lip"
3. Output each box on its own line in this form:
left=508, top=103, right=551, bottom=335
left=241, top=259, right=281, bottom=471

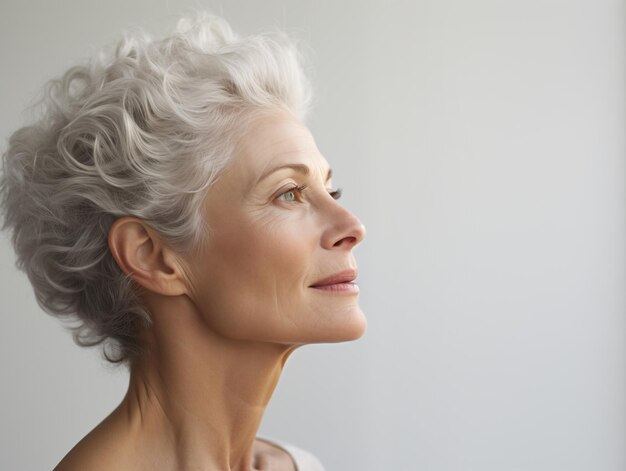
left=309, top=269, right=358, bottom=287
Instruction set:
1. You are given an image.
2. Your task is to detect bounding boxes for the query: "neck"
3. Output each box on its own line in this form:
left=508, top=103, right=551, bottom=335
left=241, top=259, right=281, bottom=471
left=116, top=295, right=298, bottom=471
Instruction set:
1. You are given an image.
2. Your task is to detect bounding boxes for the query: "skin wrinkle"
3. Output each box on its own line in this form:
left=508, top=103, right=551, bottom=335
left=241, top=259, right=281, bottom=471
left=252, top=206, right=305, bottom=332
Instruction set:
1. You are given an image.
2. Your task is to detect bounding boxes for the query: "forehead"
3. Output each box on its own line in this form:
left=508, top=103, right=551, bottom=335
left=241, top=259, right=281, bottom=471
left=233, top=110, right=329, bottom=183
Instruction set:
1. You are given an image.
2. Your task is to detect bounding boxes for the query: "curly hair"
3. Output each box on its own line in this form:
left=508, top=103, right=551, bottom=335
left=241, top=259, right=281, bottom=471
left=0, top=12, right=312, bottom=365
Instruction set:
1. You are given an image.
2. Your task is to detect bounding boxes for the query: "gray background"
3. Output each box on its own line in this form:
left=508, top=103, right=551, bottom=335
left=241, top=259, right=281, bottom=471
left=1, top=1, right=624, bottom=470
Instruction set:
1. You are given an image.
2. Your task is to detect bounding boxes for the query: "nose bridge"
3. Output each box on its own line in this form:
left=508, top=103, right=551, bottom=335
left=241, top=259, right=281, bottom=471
left=321, top=198, right=365, bottom=249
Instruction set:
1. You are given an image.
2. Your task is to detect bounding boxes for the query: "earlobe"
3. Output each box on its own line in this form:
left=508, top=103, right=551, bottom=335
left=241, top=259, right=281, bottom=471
left=107, top=216, right=189, bottom=297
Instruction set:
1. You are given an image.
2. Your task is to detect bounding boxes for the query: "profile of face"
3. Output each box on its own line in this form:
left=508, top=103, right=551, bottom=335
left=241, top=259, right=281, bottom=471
left=184, top=109, right=366, bottom=346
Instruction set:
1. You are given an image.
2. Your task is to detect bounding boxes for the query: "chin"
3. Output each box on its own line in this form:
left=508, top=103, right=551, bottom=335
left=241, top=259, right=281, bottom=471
left=343, top=311, right=368, bottom=341
left=321, top=306, right=368, bottom=343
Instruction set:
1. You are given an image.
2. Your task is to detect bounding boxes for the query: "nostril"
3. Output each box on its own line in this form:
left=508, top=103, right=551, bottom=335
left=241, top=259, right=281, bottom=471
left=333, top=236, right=357, bottom=248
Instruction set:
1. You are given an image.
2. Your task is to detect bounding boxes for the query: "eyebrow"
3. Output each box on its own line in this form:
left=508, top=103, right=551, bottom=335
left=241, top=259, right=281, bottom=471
left=258, top=163, right=332, bottom=183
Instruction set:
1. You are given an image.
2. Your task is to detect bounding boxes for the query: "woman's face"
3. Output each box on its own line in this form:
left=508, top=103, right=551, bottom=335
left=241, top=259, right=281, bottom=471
left=185, top=109, right=366, bottom=345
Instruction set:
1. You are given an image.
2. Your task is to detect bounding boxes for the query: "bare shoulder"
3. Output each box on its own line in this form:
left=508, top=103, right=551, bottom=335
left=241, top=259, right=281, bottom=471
left=53, top=412, right=135, bottom=471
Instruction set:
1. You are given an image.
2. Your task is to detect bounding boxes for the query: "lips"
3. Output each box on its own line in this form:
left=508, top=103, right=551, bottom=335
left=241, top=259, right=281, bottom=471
left=309, top=269, right=357, bottom=288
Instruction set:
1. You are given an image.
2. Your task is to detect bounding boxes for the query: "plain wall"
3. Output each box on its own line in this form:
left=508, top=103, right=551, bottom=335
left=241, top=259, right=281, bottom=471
left=1, top=1, right=624, bottom=470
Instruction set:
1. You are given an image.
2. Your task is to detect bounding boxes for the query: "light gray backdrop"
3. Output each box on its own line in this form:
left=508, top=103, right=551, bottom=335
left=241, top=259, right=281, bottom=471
left=1, top=1, right=624, bottom=470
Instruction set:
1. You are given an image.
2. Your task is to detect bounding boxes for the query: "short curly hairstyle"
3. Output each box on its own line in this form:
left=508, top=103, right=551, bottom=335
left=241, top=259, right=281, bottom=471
left=0, top=13, right=312, bottom=365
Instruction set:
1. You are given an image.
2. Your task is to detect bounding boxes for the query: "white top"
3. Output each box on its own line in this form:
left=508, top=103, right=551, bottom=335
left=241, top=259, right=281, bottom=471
left=256, top=436, right=326, bottom=471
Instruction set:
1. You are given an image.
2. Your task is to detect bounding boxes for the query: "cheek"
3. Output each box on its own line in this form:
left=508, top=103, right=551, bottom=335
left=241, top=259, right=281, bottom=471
left=193, top=212, right=318, bottom=337
left=227, top=213, right=314, bottom=279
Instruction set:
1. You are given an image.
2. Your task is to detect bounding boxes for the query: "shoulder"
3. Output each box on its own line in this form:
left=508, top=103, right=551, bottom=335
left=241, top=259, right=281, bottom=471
left=53, top=435, right=128, bottom=471
left=256, top=436, right=326, bottom=471
left=53, top=413, right=136, bottom=471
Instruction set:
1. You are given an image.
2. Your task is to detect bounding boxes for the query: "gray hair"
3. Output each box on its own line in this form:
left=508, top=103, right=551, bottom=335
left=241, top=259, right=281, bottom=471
left=0, top=13, right=312, bottom=365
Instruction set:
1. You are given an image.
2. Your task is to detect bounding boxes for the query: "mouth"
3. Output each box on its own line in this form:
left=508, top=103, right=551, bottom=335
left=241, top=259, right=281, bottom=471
left=309, top=269, right=359, bottom=293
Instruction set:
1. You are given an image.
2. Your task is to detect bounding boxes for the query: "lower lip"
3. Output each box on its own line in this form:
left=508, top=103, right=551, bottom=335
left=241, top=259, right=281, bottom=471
left=310, top=282, right=360, bottom=293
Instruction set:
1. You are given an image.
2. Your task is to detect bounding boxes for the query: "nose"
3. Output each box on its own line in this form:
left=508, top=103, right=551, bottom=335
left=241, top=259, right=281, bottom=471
left=321, top=203, right=366, bottom=250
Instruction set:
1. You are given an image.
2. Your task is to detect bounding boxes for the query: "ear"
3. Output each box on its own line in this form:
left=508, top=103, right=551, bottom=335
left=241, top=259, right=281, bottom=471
left=107, top=216, right=190, bottom=297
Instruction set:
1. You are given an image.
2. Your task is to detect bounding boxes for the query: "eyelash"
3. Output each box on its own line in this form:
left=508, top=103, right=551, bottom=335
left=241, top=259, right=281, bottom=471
left=277, top=185, right=343, bottom=203
left=330, top=188, right=343, bottom=200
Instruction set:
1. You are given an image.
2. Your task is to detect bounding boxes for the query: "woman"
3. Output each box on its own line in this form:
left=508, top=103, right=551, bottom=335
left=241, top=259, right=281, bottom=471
left=0, top=13, right=366, bottom=471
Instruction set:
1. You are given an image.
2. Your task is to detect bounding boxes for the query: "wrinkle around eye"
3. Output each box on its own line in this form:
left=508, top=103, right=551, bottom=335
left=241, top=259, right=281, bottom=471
left=245, top=203, right=302, bottom=233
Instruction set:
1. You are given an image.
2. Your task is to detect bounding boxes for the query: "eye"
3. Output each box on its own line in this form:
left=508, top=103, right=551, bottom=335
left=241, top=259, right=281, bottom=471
left=276, top=185, right=307, bottom=203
